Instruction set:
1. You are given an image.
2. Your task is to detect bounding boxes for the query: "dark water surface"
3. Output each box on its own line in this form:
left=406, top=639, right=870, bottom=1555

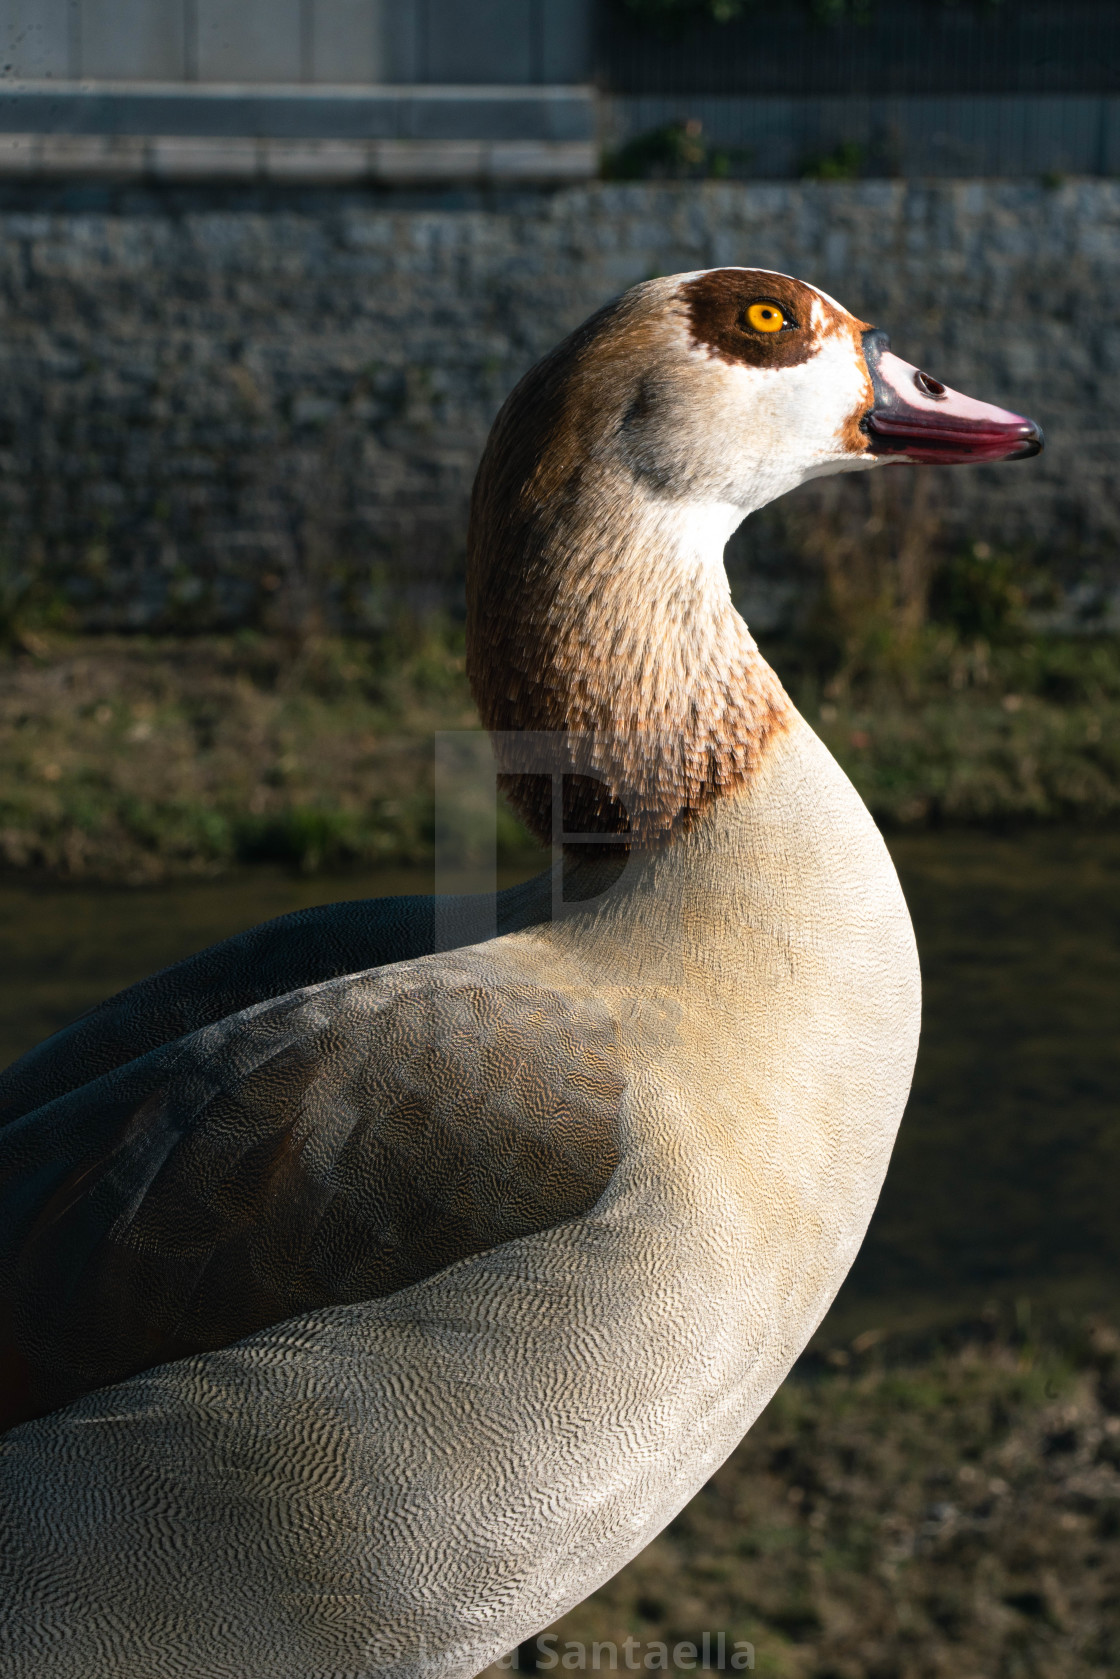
left=851, top=828, right=1120, bottom=1321
left=0, top=830, right=1116, bottom=1318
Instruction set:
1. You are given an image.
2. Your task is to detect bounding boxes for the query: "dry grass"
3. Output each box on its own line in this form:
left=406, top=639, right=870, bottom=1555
left=763, top=476, right=1120, bottom=827
left=0, top=585, right=1117, bottom=881
left=0, top=627, right=478, bottom=881
left=812, top=675, right=1120, bottom=828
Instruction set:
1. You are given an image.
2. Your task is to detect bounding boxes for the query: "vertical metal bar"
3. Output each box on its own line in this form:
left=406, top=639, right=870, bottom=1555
left=67, top=0, right=81, bottom=79
left=417, top=0, right=429, bottom=83
left=184, top=0, right=198, bottom=82
left=300, top=0, right=314, bottom=81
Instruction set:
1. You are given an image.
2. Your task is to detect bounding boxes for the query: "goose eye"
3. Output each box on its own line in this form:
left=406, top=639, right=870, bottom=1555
left=745, top=302, right=786, bottom=334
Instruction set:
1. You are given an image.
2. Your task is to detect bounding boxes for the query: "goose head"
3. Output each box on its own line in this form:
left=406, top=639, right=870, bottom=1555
left=600, top=267, right=1041, bottom=510
left=467, top=268, right=1041, bottom=845
left=473, top=268, right=1041, bottom=530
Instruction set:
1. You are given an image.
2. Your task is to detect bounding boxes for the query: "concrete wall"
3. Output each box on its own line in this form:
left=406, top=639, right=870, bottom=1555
left=0, top=0, right=594, bottom=85
left=0, top=1, right=598, bottom=185
left=0, top=178, right=1115, bottom=634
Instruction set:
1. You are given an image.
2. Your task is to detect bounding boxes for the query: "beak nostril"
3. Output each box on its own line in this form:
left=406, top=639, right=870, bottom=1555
left=915, top=370, right=947, bottom=400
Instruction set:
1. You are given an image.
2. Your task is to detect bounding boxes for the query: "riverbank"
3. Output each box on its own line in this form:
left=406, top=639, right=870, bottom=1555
left=0, top=628, right=478, bottom=881
left=0, top=626, right=1117, bottom=882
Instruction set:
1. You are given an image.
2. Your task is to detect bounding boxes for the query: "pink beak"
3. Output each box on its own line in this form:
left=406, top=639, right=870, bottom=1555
left=861, top=329, right=1043, bottom=465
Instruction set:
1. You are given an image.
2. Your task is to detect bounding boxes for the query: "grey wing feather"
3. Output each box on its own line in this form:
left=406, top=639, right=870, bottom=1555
left=0, top=874, right=553, bottom=1129
left=0, top=944, right=625, bottom=1431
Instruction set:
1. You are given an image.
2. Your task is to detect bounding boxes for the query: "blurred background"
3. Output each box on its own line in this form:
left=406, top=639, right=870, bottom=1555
left=0, top=2, right=1117, bottom=1673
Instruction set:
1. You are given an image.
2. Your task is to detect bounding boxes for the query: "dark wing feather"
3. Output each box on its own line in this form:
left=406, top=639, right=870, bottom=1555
left=0, top=948, right=625, bottom=1432
left=0, top=875, right=553, bottom=1130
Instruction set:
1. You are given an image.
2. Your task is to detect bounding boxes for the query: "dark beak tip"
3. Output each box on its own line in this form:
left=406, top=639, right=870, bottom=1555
left=1014, top=422, right=1045, bottom=459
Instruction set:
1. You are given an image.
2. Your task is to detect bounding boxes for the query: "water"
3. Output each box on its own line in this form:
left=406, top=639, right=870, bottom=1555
left=852, top=828, right=1120, bottom=1318
left=0, top=831, right=1116, bottom=1317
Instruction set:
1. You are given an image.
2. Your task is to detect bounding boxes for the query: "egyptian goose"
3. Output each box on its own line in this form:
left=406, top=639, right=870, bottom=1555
left=0, top=270, right=1040, bottom=1677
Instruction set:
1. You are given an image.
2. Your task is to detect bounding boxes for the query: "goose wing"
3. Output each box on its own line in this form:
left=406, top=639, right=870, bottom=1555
left=0, top=942, right=625, bottom=1431
left=0, top=880, right=549, bottom=1129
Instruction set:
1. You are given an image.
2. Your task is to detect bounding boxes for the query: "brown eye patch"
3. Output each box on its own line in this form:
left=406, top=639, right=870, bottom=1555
left=681, top=269, right=825, bottom=370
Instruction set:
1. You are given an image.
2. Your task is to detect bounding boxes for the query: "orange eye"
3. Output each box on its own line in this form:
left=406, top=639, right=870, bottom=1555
left=746, top=302, right=785, bottom=333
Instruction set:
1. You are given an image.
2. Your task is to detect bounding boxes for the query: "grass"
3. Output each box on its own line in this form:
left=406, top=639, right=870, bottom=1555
left=0, top=495, right=1118, bottom=882
left=759, top=476, right=1120, bottom=828
left=0, top=624, right=479, bottom=882
left=0, top=619, right=1115, bottom=884
left=806, top=635, right=1120, bottom=827
left=483, top=1303, right=1120, bottom=1679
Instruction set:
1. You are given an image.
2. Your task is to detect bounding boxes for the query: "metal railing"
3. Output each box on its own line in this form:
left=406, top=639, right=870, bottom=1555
left=1, top=0, right=1118, bottom=178
left=599, top=1, right=1120, bottom=177
left=598, top=2, right=1120, bottom=98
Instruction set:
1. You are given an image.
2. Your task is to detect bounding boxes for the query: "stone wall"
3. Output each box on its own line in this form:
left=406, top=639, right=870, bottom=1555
left=0, top=178, right=1116, bottom=634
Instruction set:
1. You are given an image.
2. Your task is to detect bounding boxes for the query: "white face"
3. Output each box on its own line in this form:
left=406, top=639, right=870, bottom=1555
left=605, top=269, right=874, bottom=520
left=605, top=268, right=1040, bottom=520
left=670, top=322, right=880, bottom=511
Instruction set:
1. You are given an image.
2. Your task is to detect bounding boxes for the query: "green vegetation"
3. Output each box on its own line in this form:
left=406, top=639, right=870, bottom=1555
left=0, top=483, right=1117, bottom=882
left=602, top=121, right=750, bottom=181
left=755, top=477, right=1120, bottom=828
left=797, top=139, right=866, bottom=181
left=0, top=626, right=480, bottom=882
left=493, top=1304, right=1120, bottom=1678
left=605, top=125, right=869, bottom=184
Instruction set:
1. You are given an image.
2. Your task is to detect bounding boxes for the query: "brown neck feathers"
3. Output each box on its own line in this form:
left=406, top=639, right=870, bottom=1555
left=466, top=300, right=793, bottom=849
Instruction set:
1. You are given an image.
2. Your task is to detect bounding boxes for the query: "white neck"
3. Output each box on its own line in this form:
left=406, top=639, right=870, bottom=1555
left=433, top=720, right=922, bottom=1672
